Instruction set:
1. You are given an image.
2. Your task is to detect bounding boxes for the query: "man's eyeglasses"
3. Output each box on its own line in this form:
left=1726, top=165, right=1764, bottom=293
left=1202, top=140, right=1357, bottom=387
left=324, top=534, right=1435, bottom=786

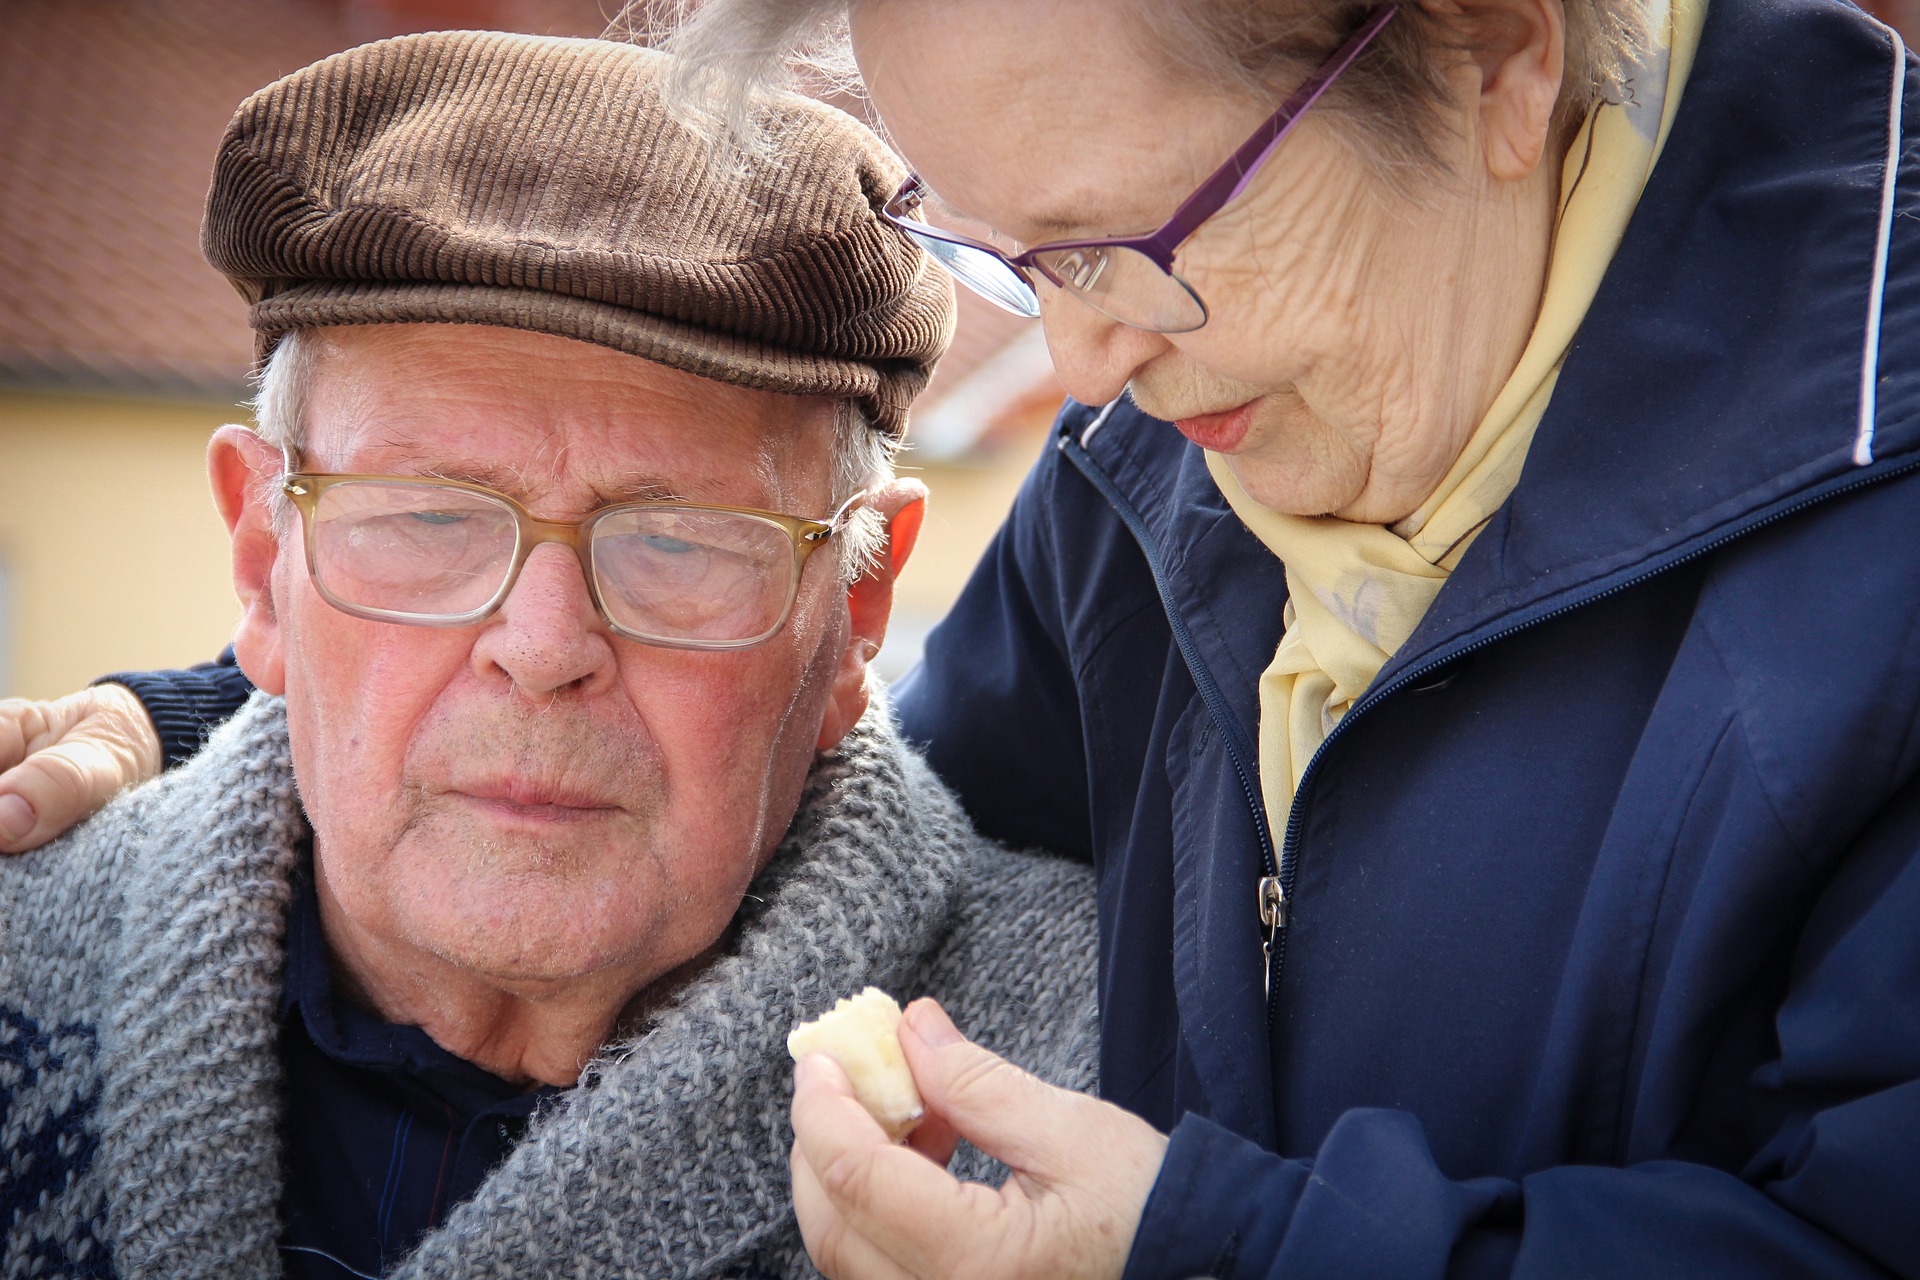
left=881, top=5, right=1398, bottom=334
left=280, top=451, right=861, bottom=651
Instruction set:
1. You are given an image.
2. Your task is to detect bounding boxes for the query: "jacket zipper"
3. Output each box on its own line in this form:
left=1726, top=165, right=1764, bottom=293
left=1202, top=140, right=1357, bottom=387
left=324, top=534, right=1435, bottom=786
left=1056, top=429, right=1288, bottom=1019
left=1063, top=416, right=1920, bottom=1030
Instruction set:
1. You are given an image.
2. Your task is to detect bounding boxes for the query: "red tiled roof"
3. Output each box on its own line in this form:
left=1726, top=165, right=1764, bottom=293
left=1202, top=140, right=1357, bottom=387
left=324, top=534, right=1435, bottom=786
left=0, top=0, right=618, bottom=396
left=0, top=0, right=1058, bottom=445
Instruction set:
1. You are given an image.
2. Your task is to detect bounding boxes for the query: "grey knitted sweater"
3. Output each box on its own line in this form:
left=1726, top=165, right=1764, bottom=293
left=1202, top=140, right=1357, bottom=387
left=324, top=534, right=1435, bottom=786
left=0, top=695, right=1098, bottom=1279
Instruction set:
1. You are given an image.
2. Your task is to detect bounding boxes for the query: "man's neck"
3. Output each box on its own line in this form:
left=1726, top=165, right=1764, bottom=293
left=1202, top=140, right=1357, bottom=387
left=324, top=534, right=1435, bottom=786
left=311, top=874, right=724, bottom=1089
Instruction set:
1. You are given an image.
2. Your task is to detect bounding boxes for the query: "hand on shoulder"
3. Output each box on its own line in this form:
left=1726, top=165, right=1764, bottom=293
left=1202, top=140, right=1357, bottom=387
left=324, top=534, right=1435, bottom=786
left=0, top=683, right=162, bottom=852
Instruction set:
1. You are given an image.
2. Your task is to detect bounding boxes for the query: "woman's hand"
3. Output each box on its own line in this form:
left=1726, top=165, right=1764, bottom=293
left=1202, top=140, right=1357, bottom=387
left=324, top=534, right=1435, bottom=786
left=0, top=684, right=162, bottom=852
left=791, top=997, right=1167, bottom=1280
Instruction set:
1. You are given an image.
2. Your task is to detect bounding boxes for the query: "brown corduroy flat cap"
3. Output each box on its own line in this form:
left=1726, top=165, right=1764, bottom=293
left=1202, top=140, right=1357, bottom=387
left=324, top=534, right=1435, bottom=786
left=203, top=31, right=954, bottom=438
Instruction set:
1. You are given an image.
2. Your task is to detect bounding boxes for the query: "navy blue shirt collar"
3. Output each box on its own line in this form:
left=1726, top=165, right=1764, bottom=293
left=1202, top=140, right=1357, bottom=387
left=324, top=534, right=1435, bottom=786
left=278, top=851, right=562, bottom=1278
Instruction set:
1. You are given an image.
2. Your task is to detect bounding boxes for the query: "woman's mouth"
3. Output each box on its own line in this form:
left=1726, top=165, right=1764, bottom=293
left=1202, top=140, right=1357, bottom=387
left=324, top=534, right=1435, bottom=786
left=1173, top=402, right=1256, bottom=452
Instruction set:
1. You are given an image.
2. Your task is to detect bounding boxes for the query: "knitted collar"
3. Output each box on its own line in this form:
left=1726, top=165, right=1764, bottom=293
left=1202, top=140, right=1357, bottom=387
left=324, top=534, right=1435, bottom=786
left=94, top=693, right=968, bottom=1278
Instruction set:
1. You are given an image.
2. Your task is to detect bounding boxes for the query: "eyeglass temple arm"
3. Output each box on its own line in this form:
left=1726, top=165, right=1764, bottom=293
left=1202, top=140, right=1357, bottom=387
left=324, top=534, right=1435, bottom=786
left=800, top=489, right=873, bottom=544
left=1147, top=5, right=1399, bottom=260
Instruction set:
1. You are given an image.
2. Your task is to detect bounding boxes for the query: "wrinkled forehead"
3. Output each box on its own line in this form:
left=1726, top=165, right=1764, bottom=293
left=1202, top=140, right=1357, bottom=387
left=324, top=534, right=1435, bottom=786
left=297, top=324, right=842, bottom=512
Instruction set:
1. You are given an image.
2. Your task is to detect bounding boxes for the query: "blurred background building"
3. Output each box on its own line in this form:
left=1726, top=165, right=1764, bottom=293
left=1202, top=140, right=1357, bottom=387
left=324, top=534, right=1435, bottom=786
left=8, top=0, right=1917, bottom=698
left=0, top=0, right=1062, bottom=697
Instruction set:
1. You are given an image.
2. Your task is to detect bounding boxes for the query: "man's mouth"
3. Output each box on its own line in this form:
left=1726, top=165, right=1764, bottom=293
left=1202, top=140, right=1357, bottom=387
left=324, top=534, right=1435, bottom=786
left=1173, top=401, right=1257, bottom=452
left=453, top=779, right=622, bottom=823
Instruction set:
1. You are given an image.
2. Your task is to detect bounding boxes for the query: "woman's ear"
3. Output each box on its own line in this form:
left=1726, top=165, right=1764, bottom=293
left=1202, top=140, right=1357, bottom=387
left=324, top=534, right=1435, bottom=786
left=1458, top=0, right=1566, bottom=182
left=814, top=478, right=931, bottom=752
left=208, top=425, right=288, bottom=695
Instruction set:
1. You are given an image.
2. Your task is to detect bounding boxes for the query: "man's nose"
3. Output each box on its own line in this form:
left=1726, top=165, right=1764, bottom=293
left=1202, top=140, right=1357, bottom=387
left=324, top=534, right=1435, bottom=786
left=470, top=543, right=618, bottom=699
left=1039, top=288, right=1173, bottom=410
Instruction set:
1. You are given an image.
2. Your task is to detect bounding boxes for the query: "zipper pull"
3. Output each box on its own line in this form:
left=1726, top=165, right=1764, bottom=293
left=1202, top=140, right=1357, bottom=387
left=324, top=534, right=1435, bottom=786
left=1258, top=875, right=1287, bottom=999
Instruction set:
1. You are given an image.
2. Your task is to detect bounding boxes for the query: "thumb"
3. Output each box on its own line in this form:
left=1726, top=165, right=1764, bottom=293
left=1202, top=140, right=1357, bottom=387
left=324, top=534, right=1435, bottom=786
left=898, top=998, right=1087, bottom=1180
left=0, top=741, right=119, bottom=852
left=0, top=685, right=161, bottom=853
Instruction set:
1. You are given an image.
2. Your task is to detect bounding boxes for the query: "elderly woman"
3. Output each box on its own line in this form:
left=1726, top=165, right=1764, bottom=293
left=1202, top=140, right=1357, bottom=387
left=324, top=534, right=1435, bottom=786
left=652, top=0, right=1920, bottom=1276
left=4, top=0, right=1918, bottom=1274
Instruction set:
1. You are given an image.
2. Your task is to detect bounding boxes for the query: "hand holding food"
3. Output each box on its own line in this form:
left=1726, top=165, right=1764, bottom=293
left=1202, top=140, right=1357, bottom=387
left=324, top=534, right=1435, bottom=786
left=789, top=997, right=1166, bottom=1280
left=788, top=987, right=925, bottom=1141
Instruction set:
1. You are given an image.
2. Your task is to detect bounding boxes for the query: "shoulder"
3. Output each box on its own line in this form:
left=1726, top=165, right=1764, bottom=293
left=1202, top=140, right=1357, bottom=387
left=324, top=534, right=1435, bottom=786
left=1, top=694, right=300, bottom=1007
left=809, top=705, right=1101, bottom=1089
left=915, top=834, right=1100, bottom=1095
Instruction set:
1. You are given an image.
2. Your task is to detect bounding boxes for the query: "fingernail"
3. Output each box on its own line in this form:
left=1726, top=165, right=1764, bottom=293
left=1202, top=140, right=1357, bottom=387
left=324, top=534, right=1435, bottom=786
left=905, top=998, right=963, bottom=1049
left=0, top=793, right=35, bottom=843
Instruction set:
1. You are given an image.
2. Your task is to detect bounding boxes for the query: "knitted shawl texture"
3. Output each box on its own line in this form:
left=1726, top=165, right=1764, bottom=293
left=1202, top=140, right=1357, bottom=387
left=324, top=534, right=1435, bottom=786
left=0, top=694, right=1099, bottom=1278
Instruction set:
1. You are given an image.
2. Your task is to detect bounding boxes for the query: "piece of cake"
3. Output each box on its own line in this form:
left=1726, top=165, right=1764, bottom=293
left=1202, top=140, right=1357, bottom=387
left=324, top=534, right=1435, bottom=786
left=787, top=987, right=925, bottom=1141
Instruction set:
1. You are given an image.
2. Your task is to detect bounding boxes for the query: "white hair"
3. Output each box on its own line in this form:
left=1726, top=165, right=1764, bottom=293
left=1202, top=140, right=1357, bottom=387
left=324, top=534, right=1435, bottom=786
left=250, top=329, right=895, bottom=586
left=648, top=0, right=1654, bottom=178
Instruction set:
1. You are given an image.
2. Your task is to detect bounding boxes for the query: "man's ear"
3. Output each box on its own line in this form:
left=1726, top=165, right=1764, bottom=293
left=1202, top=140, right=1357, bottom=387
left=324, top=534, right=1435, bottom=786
left=208, top=425, right=288, bottom=695
left=1458, top=0, right=1565, bottom=182
left=814, top=478, right=930, bottom=751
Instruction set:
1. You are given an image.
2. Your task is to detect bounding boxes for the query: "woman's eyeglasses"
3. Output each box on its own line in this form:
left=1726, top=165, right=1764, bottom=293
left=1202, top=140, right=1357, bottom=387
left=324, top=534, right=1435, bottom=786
left=881, top=6, right=1398, bottom=334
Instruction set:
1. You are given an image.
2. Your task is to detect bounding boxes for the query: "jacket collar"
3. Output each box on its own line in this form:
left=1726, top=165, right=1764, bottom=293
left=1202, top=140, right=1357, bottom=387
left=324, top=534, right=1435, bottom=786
left=1074, top=0, right=1920, bottom=699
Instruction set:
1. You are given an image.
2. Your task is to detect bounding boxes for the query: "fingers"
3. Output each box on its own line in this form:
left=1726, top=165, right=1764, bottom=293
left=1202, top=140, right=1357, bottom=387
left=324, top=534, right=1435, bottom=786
left=792, top=1053, right=1016, bottom=1278
left=0, top=739, right=122, bottom=852
left=904, top=1108, right=960, bottom=1169
left=0, top=685, right=162, bottom=853
left=792, top=1137, right=918, bottom=1280
left=897, top=999, right=1101, bottom=1180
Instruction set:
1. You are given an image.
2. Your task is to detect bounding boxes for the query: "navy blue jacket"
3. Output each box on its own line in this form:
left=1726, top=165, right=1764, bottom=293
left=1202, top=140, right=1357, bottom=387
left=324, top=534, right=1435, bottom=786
left=895, top=0, right=1920, bottom=1274
left=107, top=0, right=1919, bottom=1272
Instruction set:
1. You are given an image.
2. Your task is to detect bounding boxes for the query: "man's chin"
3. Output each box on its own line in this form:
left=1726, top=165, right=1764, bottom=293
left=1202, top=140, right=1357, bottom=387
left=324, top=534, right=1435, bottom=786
left=377, top=825, right=668, bottom=976
left=403, top=890, right=660, bottom=989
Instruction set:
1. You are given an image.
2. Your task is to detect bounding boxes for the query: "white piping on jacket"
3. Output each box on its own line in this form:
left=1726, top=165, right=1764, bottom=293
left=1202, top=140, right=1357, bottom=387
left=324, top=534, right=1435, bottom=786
left=1078, top=395, right=1124, bottom=446
left=1856, top=17, right=1906, bottom=467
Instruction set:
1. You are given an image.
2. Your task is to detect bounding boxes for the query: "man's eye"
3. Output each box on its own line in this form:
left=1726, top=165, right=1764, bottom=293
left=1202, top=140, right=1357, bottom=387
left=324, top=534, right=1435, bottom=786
left=643, top=534, right=701, bottom=555
left=409, top=510, right=466, bottom=526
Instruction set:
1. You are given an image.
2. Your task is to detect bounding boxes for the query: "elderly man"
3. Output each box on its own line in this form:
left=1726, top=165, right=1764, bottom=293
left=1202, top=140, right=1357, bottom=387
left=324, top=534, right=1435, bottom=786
left=0, top=31, right=1097, bottom=1279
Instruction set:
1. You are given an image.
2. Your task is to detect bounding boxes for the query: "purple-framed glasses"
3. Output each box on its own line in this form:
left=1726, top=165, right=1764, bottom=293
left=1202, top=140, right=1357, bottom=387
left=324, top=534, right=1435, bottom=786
left=882, top=5, right=1398, bottom=334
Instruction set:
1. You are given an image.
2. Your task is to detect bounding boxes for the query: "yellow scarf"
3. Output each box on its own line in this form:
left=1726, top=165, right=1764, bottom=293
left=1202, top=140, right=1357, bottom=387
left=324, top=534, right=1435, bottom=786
left=1211, top=0, right=1706, bottom=842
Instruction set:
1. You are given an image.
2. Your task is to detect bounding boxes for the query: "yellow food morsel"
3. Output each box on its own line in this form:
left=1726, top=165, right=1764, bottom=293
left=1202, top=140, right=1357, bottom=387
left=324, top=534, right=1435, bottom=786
left=787, top=987, right=926, bottom=1141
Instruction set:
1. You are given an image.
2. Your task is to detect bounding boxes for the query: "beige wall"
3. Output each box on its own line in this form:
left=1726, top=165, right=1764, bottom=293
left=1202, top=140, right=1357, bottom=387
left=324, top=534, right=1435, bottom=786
left=0, top=389, right=240, bottom=698
left=873, top=449, right=1037, bottom=682
left=897, top=454, right=1030, bottom=615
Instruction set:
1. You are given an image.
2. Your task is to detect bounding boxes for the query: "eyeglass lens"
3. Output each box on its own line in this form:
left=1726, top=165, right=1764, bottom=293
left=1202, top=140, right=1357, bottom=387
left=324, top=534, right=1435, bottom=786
left=1029, top=245, right=1208, bottom=332
left=307, top=480, right=798, bottom=645
left=900, top=220, right=1208, bottom=332
left=901, top=226, right=1043, bottom=317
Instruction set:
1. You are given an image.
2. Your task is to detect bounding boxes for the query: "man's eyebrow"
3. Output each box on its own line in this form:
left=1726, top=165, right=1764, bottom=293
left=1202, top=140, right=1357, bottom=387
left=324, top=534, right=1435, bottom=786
left=414, top=462, right=697, bottom=505
left=596, top=474, right=699, bottom=504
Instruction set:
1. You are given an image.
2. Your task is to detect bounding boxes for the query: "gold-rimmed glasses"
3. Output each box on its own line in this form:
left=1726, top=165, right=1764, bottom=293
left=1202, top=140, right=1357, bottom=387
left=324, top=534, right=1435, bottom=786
left=279, top=450, right=860, bottom=651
